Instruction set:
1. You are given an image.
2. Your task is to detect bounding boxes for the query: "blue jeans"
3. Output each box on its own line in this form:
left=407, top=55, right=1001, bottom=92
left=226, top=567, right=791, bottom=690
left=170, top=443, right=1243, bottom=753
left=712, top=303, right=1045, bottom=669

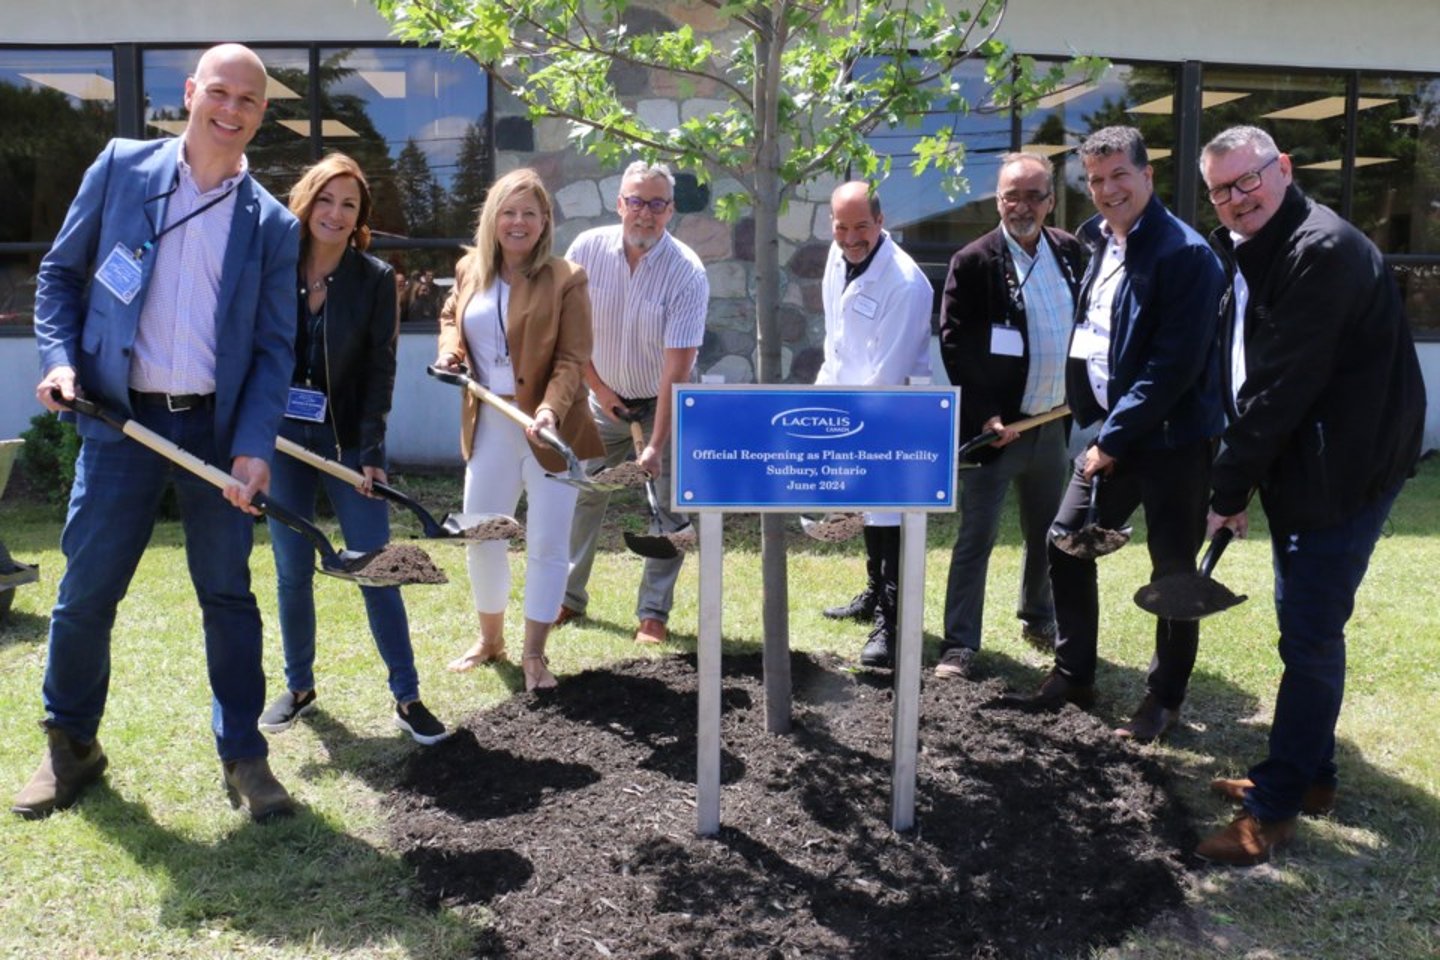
left=43, top=405, right=268, bottom=762
left=267, top=419, right=418, bottom=704
left=1244, top=484, right=1401, bottom=823
left=941, top=419, right=1068, bottom=653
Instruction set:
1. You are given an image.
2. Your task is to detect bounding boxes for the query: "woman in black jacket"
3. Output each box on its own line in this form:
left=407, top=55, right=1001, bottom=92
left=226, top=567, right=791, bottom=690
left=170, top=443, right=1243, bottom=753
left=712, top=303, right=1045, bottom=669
left=259, top=153, right=447, bottom=744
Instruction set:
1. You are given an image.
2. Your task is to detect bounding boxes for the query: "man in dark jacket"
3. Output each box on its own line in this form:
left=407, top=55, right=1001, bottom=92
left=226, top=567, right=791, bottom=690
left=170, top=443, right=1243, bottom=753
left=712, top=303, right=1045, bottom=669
left=935, top=153, right=1083, bottom=679
left=1016, top=126, right=1226, bottom=745
left=1195, top=126, right=1425, bottom=866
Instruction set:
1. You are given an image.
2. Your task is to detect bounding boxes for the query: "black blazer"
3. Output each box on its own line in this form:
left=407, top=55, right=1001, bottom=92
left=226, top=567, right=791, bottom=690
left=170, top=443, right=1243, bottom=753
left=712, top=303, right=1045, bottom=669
left=296, top=246, right=398, bottom=467
left=938, top=225, right=1084, bottom=462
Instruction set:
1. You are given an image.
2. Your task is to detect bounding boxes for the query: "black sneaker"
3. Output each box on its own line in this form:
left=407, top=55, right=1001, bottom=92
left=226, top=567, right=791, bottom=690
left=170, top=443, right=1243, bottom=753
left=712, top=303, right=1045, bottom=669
left=259, top=689, right=317, bottom=733
left=394, top=700, right=450, bottom=745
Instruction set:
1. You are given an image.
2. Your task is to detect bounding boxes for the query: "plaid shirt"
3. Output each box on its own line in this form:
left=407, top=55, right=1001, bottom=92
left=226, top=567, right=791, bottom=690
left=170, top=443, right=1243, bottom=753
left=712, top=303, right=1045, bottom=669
left=1004, top=226, right=1074, bottom=415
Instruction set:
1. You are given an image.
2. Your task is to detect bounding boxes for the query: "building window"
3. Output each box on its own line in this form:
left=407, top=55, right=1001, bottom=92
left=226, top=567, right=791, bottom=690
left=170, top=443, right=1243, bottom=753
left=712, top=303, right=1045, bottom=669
left=0, top=48, right=115, bottom=328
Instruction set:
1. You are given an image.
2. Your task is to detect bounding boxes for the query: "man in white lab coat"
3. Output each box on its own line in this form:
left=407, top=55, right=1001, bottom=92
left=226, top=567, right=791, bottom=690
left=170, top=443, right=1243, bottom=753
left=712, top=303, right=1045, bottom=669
left=815, top=181, right=934, bottom=668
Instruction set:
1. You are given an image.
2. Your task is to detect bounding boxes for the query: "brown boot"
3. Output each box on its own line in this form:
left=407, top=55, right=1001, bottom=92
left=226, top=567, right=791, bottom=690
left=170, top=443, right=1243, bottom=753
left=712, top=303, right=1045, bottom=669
left=222, top=758, right=295, bottom=822
left=1114, top=693, right=1180, bottom=742
left=11, top=725, right=109, bottom=820
left=1195, top=812, right=1296, bottom=866
left=1209, top=777, right=1337, bottom=817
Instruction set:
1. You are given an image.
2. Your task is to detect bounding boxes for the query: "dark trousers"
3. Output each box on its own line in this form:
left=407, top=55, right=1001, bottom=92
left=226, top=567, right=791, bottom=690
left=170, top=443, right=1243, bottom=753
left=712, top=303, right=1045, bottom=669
left=865, top=525, right=900, bottom=637
left=1048, top=440, right=1213, bottom=707
left=1244, top=484, right=1400, bottom=822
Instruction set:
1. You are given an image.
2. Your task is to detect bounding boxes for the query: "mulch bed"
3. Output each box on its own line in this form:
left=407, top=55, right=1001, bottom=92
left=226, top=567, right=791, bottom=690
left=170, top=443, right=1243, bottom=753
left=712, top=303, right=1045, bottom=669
left=385, top=652, right=1199, bottom=958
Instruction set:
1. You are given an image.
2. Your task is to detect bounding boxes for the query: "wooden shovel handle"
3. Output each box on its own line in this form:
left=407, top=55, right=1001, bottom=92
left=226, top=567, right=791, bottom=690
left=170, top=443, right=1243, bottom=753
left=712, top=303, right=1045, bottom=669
left=276, top=435, right=364, bottom=486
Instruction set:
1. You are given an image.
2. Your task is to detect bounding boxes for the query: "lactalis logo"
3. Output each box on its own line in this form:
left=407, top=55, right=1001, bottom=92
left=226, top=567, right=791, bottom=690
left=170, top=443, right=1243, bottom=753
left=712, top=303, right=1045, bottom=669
left=770, top=407, right=864, bottom=439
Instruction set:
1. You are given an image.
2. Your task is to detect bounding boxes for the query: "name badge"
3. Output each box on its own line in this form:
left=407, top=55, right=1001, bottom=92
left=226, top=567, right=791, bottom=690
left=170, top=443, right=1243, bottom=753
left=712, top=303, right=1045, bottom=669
left=853, top=295, right=878, bottom=318
left=284, top=386, right=328, bottom=423
left=95, top=243, right=144, bottom=305
left=990, top=324, right=1024, bottom=357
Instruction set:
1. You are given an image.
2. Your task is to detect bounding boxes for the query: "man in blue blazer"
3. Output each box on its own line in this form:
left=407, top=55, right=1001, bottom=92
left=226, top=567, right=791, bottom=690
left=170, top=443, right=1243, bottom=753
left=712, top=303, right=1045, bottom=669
left=15, top=44, right=300, bottom=821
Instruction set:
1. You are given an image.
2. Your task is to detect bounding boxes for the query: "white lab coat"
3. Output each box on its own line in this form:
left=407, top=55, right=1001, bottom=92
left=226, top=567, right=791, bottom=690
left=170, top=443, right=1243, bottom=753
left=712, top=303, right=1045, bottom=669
left=817, top=231, right=934, bottom=526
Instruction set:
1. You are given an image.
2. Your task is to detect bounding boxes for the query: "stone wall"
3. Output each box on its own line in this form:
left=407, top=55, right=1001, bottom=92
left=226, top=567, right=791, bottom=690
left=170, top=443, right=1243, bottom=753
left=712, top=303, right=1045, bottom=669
left=489, top=0, right=839, bottom=385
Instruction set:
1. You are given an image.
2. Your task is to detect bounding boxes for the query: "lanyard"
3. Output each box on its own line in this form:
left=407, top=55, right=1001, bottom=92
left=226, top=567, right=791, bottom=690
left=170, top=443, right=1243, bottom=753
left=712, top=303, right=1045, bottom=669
left=494, top=281, right=511, bottom=360
left=136, top=173, right=238, bottom=262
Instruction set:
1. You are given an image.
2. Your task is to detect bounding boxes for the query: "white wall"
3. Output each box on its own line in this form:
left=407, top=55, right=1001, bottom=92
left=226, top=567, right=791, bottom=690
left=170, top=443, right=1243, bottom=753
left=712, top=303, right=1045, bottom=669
left=10, top=0, right=1438, bottom=74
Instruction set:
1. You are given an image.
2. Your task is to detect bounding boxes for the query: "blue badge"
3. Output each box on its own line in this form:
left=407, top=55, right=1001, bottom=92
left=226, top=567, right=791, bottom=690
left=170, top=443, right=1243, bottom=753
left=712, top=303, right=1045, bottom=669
left=284, top=386, right=328, bottom=423
left=95, top=242, right=144, bottom=305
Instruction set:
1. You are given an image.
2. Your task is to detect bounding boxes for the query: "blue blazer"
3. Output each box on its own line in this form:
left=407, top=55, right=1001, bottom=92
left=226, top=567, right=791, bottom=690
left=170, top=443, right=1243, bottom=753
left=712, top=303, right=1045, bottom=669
left=1067, top=194, right=1225, bottom=457
left=34, top=137, right=299, bottom=463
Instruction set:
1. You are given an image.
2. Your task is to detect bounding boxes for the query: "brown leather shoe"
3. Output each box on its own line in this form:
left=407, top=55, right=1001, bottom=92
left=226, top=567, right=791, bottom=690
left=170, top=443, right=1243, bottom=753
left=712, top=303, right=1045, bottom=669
left=222, top=757, right=295, bottom=822
left=1011, top=670, right=1095, bottom=711
left=1195, top=812, right=1296, bottom=865
left=553, top=605, right=583, bottom=628
left=1114, top=693, right=1180, bottom=742
left=11, top=725, right=108, bottom=820
left=1209, top=777, right=1337, bottom=817
left=635, top=618, right=667, bottom=645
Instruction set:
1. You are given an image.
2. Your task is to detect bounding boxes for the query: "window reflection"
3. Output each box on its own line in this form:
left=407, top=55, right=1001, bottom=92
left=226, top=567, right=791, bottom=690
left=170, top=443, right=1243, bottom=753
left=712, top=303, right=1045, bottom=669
left=0, top=48, right=114, bottom=327
left=1353, top=75, right=1440, bottom=258
left=1196, top=68, right=1347, bottom=236
left=319, top=47, right=490, bottom=245
left=141, top=47, right=312, bottom=199
left=1026, top=62, right=1176, bottom=234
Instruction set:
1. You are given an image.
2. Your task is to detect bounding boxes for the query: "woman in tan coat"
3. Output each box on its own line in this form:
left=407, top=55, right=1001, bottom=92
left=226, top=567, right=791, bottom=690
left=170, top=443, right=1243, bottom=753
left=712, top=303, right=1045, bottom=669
left=435, top=168, right=602, bottom=691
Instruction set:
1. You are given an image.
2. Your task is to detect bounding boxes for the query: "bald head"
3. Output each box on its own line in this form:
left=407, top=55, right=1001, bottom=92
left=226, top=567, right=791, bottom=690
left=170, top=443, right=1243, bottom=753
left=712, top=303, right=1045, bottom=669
left=830, top=181, right=883, bottom=264
left=184, top=44, right=268, bottom=172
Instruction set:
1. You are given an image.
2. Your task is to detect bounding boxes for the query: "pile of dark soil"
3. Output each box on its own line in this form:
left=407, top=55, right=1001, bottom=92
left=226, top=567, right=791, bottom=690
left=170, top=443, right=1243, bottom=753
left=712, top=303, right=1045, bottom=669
left=349, top=544, right=447, bottom=584
left=385, top=653, right=1197, bottom=958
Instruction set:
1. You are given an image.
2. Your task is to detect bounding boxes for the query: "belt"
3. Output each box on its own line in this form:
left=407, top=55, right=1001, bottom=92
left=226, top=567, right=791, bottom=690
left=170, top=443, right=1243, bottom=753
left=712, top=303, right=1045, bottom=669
left=130, top=390, right=215, bottom=412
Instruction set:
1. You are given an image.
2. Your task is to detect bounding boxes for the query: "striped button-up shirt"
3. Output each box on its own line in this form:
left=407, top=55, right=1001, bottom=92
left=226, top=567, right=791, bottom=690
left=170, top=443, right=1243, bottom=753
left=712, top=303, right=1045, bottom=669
left=565, top=225, right=708, bottom=399
left=129, top=148, right=245, bottom=395
left=1004, top=226, right=1074, bottom=415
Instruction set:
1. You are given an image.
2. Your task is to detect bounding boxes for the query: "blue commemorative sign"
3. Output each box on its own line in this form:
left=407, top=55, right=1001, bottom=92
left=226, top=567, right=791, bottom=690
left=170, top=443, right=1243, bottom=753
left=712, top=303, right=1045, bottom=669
left=673, top=385, right=960, bottom=511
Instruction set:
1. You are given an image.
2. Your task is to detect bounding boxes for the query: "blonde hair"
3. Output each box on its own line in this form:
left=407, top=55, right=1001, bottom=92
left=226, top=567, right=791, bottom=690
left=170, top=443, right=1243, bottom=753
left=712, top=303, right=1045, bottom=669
left=469, top=167, right=554, bottom=289
left=288, top=153, right=373, bottom=256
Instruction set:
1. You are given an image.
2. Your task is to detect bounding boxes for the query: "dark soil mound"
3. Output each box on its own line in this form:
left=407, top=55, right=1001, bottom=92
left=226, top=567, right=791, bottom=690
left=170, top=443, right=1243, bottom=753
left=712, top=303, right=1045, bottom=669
left=385, top=653, right=1197, bottom=958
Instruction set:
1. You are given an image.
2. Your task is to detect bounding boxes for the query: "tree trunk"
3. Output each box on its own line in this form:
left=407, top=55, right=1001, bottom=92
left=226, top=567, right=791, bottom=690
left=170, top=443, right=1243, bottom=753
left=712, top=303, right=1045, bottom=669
left=753, top=22, right=791, bottom=734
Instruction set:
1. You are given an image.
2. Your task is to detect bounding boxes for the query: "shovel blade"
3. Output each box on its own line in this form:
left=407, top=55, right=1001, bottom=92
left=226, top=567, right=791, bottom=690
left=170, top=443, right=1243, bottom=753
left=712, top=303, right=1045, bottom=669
left=624, top=531, right=680, bottom=560
left=322, top=546, right=448, bottom=588
left=799, top=512, right=865, bottom=543
left=1134, top=575, right=1247, bottom=621
left=1050, top=524, right=1132, bottom=559
left=437, top=512, right=525, bottom=542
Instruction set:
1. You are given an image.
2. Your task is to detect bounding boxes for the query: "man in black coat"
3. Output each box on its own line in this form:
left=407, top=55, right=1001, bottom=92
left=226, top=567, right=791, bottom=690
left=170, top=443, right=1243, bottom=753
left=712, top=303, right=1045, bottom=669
left=935, top=153, right=1083, bottom=679
left=1195, top=125, right=1425, bottom=865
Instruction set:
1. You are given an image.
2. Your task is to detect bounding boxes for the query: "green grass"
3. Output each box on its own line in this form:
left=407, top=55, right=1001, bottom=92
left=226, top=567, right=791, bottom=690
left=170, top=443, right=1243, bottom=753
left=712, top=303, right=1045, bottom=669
left=2, top=460, right=1438, bottom=959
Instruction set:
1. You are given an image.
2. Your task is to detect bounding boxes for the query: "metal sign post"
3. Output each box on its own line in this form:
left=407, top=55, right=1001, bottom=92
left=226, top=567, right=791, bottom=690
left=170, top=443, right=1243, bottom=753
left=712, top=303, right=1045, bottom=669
left=674, top=385, right=958, bottom=836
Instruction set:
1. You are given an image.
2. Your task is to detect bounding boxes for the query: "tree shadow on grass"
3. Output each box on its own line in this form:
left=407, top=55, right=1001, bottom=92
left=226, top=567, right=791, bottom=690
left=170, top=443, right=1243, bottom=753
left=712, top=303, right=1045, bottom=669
left=77, top=784, right=466, bottom=955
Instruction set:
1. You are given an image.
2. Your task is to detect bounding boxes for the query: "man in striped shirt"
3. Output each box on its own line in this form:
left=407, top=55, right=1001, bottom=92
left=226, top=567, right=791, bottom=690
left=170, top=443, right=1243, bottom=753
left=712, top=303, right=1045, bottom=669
left=557, top=161, right=709, bottom=645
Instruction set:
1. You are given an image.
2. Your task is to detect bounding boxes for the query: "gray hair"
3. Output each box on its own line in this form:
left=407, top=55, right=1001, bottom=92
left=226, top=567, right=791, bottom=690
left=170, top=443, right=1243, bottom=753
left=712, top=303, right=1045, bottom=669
left=621, top=160, right=675, bottom=192
left=1078, top=126, right=1148, bottom=168
left=1202, top=125, right=1280, bottom=164
left=998, top=151, right=1055, bottom=181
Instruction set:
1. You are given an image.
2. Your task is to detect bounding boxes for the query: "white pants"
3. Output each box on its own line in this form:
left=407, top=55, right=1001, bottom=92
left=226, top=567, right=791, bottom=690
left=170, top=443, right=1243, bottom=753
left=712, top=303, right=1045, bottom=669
left=463, top=408, right=579, bottom=623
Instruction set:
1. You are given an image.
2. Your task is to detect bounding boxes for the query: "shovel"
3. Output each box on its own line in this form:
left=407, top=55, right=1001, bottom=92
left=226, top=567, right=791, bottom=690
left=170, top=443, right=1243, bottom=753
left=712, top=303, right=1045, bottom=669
left=58, top=395, right=446, bottom=588
left=426, top=365, right=627, bottom=493
left=1050, top=472, right=1132, bottom=559
left=957, top=404, right=1071, bottom=462
left=274, top=436, right=522, bottom=543
left=1133, top=526, right=1247, bottom=620
left=613, top=411, right=694, bottom=560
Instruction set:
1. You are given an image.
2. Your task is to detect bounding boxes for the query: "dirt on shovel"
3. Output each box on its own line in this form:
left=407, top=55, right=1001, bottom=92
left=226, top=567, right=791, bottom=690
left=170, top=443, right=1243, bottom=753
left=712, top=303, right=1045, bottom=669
left=346, top=544, right=448, bottom=585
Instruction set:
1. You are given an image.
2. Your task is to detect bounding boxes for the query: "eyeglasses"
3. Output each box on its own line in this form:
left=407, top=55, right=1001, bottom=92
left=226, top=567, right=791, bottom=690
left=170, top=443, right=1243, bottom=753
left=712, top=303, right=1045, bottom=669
left=999, top=190, right=1052, bottom=207
left=621, top=195, right=673, bottom=213
left=1206, top=155, right=1280, bottom=205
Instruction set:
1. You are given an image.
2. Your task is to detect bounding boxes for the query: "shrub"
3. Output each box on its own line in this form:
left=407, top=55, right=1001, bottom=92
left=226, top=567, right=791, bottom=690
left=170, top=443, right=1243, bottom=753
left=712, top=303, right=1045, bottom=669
left=18, top=412, right=81, bottom=513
